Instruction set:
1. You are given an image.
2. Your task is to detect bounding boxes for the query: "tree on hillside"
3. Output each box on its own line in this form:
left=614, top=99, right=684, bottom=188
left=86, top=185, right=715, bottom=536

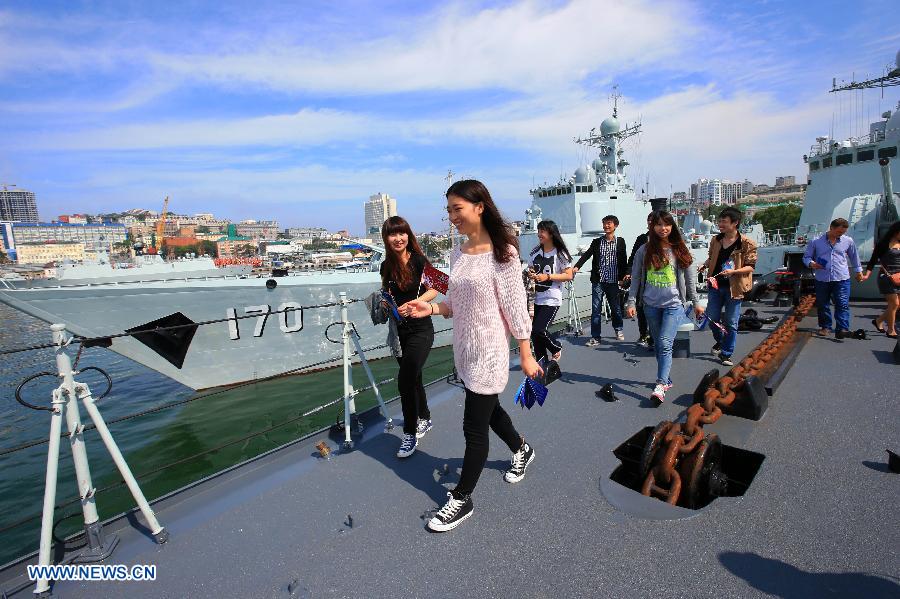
left=754, top=204, right=802, bottom=233
left=0, top=249, right=9, bottom=264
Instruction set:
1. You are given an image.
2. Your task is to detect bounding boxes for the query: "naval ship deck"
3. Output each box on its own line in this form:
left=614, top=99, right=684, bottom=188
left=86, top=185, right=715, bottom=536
left=1, top=301, right=897, bottom=598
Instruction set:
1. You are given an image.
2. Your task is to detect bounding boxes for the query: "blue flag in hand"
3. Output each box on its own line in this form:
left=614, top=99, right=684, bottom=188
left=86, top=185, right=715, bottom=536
left=514, top=376, right=549, bottom=410
left=380, top=290, right=404, bottom=323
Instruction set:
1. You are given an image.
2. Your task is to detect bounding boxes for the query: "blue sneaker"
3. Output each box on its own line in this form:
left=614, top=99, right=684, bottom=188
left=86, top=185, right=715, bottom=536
left=416, top=419, right=433, bottom=439
left=396, top=434, right=417, bottom=458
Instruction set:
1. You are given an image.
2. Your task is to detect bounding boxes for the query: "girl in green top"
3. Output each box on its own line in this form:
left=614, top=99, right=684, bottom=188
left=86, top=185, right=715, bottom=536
left=625, top=211, right=703, bottom=404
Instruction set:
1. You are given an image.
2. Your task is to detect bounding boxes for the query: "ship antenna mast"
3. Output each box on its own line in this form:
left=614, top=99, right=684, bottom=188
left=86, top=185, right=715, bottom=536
left=610, top=84, right=621, bottom=118
left=444, top=170, right=456, bottom=248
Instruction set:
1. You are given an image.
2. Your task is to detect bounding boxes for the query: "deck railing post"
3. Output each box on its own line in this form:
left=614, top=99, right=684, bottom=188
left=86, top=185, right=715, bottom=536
left=32, top=323, right=168, bottom=597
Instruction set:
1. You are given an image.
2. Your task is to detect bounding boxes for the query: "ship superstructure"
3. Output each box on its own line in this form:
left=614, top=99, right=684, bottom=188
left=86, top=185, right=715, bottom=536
left=520, top=93, right=656, bottom=257
left=755, top=50, right=900, bottom=295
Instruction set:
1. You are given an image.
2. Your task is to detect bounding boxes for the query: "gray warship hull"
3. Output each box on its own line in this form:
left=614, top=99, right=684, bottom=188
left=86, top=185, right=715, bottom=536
left=0, top=273, right=593, bottom=390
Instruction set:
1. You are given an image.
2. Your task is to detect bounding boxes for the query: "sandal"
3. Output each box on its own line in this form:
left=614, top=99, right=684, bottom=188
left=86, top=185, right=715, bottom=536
left=872, top=318, right=885, bottom=334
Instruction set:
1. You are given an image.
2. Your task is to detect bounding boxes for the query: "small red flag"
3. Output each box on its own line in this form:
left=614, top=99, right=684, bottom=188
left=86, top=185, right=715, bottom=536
left=422, top=264, right=449, bottom=295
left=708, top=276, right=719, bottom=290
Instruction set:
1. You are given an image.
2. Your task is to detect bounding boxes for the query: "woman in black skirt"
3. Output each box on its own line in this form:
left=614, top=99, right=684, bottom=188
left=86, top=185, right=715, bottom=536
left=862, top=221, right=900, bottom=337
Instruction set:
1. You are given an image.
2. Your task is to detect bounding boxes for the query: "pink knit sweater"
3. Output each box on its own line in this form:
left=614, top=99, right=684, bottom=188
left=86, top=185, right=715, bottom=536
left=443, top=245, right=532, bottom=395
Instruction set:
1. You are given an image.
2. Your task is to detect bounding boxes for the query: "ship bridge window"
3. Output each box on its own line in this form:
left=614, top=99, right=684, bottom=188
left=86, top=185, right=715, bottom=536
left=822, top=156, right=832, bottom=168
left=857, top=149, right=875, bottom=162
left=835, top=153, right=853, bottom=166
left=809, top=160, right=820, bottom=171
left=877, top=146, right=898, bottom=159
left=567, top=185, right=572, bottom=194
left=587, top=185, right=593, bottom=192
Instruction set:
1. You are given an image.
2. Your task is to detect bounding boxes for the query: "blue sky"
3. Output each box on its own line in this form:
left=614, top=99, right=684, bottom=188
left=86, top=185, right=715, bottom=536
left=1, top=0, right=898, bottom=234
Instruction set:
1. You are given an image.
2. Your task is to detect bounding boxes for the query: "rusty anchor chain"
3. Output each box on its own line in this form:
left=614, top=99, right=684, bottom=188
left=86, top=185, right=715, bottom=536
left=640, top=295, right=817, bottom=506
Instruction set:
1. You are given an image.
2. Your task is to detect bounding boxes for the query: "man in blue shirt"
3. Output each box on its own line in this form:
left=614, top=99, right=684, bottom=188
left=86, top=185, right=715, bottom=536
left=802, top=218, right=864, bottom=337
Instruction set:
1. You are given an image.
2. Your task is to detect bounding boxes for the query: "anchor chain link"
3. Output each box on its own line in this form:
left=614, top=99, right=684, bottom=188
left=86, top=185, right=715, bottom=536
left=641, top=295, right=817, bottom=505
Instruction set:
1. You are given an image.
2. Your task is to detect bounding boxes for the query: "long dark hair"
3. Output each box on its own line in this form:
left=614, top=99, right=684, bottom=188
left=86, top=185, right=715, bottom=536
left=873, top=221, right=900, bottom=262
left=381, top=216, right=429, bottom=290
left=535, top=220, right=571, bottom=262
left=446, top=179, right=518, bottom=263
left=644, top=210, right=693, bottom=270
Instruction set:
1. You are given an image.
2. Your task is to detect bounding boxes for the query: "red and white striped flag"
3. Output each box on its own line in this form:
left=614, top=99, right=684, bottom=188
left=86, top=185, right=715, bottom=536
left=421, top=264, right=449, bottom=295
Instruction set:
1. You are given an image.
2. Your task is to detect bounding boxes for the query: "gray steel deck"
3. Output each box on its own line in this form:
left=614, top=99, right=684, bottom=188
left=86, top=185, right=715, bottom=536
left=2, top=301, right=898, bottom=598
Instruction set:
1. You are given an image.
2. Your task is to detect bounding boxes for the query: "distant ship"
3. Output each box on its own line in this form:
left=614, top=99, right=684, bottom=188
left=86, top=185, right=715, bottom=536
left=519, top=91, right=711, bottom=272
left=754, top=50, right=900, bottom=297
left=3, top=252, right=251, bottom=288
left=519, top=92, right=659, bottom=258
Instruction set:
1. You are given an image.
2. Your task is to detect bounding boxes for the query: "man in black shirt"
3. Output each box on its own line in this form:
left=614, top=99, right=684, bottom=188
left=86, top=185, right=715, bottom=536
left=574, top=215, right=628, bottom=346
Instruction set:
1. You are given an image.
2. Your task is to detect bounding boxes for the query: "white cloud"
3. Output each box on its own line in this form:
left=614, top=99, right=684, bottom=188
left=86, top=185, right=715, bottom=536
left=147, top=0, right=693, bottom=95
left=27, top=108, right=374, bottom=150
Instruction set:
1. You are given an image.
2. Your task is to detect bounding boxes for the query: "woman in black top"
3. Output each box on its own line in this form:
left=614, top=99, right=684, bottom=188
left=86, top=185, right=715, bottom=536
left=862, top=221, right=900, bottom=337
left=380, top=216, right=438, bottom=457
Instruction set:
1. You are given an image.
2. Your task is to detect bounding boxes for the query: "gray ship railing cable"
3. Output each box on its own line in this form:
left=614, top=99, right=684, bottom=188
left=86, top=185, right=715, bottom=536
left=0, top=353, right=461, bottom=537
left=1, top=325, right=457, bottom=458
left=0, top=297, right=366, bottom=357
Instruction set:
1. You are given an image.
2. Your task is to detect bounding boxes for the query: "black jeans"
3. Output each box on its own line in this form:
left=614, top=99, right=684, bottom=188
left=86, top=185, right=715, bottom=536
left=454, top=389, right=523, bottom=497
left=531, top=303, right=561, bottom=363
left=396, top=324, right=434, bottom=435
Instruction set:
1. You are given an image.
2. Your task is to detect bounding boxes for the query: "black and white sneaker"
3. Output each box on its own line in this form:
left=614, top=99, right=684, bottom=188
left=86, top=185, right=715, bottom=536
left=504, top=441, right=535, bottom=483
left=720, top=355, right=734, bottom=367
left=415, top=419, right=433, bottom=439
left=396, top=434, right=417, bottom=458
left=711, top=343, right=721, bottom=357
left=427, top=492, right=474, bottom=532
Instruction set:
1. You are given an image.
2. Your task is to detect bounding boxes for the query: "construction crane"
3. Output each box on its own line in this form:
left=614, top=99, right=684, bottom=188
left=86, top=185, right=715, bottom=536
left=154, top=196, right=169, bottom=252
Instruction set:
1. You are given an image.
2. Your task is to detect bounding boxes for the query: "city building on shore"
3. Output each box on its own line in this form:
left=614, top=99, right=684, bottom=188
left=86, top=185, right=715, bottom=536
left=364, top=192, right=397, bottom=235
left=12, top=222, right=127, bottom=253
left=286, top=227, right=329, bottom=240
left=235, top=220, right=280, bottom=240
left=0, top=185, right=39, bottom=223
left=16, top=241, right=84, bottom=264
left=216, top=224, right=255, bottom=258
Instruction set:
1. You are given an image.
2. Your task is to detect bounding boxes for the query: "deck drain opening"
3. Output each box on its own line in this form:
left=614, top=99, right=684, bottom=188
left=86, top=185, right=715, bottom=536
left=609, top=426, right=765, bottom=512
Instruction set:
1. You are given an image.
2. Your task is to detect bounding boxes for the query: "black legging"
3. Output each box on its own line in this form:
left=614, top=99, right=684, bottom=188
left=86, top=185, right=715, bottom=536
left=396, top=323, right=434, bottom=435
left=453, top=389, right=523, bottom=497
left=531, top=303, right=561, bottom=363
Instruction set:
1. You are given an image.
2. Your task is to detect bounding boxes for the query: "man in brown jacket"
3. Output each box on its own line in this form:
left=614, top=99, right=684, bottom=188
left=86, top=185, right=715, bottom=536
left=700, top=207, right=758, bottom=366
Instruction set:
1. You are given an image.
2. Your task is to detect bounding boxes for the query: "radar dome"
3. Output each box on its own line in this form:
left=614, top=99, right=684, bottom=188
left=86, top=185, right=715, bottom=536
left=574, top=167, right=590, bottom=183
left=600, top=117, right=620, bottom=135
left=700, top=220, right=713, bottom=234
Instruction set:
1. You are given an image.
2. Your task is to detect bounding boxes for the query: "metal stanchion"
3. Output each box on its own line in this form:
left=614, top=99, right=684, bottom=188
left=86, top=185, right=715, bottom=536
left=337, top=292, right=396, bottom=451
left=340, top=293, right=357, bottom=450
left=565, top=281, right=584, bottom=336
left=31, top=324, right=167, bottom=597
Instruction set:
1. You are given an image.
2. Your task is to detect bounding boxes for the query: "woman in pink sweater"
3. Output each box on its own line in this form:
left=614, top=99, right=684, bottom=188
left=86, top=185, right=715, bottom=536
left=408, top=179, right=544, bottom=532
